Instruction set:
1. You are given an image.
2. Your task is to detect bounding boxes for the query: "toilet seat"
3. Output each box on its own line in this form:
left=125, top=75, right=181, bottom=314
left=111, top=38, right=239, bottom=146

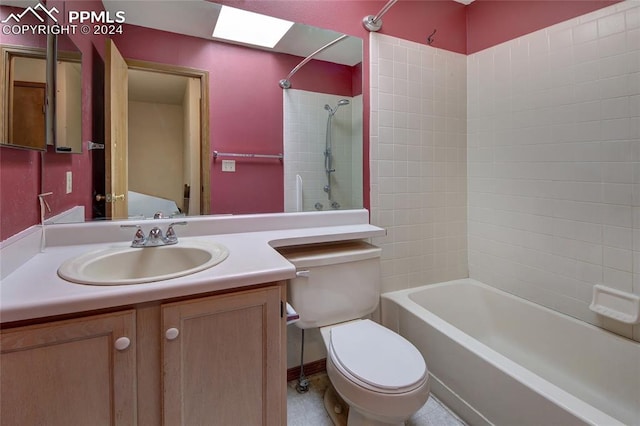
left=328, top=320, right=427, bottom=394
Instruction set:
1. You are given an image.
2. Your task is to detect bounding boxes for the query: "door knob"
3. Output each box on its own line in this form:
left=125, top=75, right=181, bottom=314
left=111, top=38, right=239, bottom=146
left=95, top=193, right=125, bottom=202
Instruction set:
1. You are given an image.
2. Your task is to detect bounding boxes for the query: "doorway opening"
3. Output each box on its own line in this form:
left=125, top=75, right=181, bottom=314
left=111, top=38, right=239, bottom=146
left=99, top=39, right=210, bottom=220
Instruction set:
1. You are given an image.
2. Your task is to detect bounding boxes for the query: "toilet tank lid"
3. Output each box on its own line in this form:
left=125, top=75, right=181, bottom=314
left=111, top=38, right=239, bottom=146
left=330, top=320, right=427, bottom=391
left=277, top=241, right=381, bottom=268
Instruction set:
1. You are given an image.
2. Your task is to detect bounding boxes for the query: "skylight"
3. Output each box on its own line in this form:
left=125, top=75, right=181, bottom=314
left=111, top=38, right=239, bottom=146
left=212, top=6, right=294, bottom=49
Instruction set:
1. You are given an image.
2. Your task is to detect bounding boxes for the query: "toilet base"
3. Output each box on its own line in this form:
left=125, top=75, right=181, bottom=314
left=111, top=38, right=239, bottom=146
left=325, top=353, right=429, bottom=426
left=324, top=383, right=406, bottom=426
left=347, top=408, right=405, bottom=426
left=324, top=385, right=348, bottom=426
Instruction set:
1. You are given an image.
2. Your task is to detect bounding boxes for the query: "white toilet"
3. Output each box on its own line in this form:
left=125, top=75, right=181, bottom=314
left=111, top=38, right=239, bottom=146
left=280, top=241, right=430, bottom=426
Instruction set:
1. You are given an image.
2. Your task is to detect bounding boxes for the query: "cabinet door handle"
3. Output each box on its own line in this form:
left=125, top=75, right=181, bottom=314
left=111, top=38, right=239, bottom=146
left=165, top=327, right=180, bottom=340
left=114, top=337, right=131, bottom=351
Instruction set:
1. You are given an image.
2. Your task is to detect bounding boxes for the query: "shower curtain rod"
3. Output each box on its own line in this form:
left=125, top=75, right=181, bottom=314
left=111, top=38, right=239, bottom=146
left=279, top=34, right=349, bottom=89
left=363, top=0, right=398, bottom=32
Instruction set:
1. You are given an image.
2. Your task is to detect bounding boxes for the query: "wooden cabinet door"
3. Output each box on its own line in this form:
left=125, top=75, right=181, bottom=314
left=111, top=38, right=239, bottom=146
left=162, top=285, right=285, bottom=426
left=0, top=310, right=137, bottom=426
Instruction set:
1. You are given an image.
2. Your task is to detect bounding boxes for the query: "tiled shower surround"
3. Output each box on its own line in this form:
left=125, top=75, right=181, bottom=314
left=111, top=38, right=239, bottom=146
left=467, top=2, right=639, bottom=341
left=284, top=90, right=363, bottom=212
left=369, top=34, right=469, bottom=293
left=371, top=1, right=640, bottom=341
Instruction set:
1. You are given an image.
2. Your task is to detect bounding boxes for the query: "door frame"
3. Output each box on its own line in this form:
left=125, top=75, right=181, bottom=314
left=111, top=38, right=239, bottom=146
left=125, top=59, right=210, bottom=216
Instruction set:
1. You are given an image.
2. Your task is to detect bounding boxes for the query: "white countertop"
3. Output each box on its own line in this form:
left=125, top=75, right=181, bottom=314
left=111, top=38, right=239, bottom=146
left=1, top=210, right=385, bottom=323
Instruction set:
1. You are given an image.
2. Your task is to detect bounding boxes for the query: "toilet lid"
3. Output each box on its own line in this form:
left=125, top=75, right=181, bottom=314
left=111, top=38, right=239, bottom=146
left=329, top=320, right=427, bottom=392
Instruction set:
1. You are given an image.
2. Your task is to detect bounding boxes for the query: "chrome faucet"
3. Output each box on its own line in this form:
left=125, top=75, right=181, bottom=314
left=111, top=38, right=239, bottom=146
left=121, top=222, right=187, bottom=248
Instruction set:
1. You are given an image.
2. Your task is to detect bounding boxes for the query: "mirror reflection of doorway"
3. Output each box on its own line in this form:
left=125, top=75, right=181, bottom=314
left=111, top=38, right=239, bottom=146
left=101, top=40, right=208, bottom=220
left=127, top=69, right=201, bottom=219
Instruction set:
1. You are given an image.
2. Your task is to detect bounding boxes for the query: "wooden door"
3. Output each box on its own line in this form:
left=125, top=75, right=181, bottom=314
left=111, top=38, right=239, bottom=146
left=0, top=310, right=137, bottom=425
left=162, top=285, right=285, bottom=425
left=11, top=81, right=45, bottom=150
left=105, top=38, right=128, bottom=219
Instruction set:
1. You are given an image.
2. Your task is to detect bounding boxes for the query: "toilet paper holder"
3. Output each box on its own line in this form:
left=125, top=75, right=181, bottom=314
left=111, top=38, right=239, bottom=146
left=286, top=302, right=300, bottom=325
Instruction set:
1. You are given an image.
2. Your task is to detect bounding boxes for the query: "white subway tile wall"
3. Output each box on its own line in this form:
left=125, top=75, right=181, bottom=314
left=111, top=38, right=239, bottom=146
left=370, top=33, right=469, bottom=293
left=467, top=1, right=640, bottom=340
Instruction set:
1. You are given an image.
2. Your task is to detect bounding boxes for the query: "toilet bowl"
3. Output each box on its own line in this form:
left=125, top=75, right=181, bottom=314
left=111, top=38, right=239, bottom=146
left=278, top=241, right=430, bottom=425
left=321, top=320, right=430, bottom=425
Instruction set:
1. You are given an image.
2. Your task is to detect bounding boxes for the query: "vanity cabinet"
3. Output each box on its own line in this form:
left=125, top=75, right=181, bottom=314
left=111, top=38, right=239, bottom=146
left=162, top=285, right=285, bottom=425
left=0, top=310, right=137, bottom=426
left=0, top=282, right=286, bottom=426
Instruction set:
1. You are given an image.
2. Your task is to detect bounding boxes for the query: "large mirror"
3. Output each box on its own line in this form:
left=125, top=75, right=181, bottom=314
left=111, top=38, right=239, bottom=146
left=0, top=0, right=363, bottom=236
left=99, top=0, right=363, bottom=219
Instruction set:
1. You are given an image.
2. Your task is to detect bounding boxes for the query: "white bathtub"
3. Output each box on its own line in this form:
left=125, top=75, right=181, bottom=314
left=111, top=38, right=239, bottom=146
left=381, top=279, right=640, bottom=426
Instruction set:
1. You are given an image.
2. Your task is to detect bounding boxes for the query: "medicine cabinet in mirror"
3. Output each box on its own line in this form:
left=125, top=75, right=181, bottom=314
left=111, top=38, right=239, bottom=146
left=0, top=34, right=82, bottom=153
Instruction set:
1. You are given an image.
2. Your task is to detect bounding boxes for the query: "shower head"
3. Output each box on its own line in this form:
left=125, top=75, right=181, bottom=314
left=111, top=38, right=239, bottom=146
left=325, top=99, right=350, bottom=116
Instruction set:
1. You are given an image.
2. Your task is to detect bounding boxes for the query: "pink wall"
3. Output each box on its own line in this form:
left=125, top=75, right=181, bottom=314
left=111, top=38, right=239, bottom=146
left=0, top=148, right=41, bottom=239
left=0, top=0, right=623, bottom=240
left=222, top=1, right=468, bottom=53
left=0, top=2, right=105, bottom=240
left=0, top=6, right=44, bottom=240
left=466, top=0, right=624, bottom=54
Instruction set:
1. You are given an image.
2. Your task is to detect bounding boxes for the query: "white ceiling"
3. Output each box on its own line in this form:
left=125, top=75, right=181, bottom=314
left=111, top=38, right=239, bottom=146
left=101, top=0, right=363, bottom=67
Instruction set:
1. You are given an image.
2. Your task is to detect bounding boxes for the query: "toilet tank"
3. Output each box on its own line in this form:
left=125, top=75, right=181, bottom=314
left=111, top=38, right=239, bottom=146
left=278, top=241, right=382, bottom=329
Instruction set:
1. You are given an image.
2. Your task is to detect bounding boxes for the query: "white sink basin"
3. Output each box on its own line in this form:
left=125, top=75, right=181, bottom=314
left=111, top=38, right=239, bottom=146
left=58, top=239, right=229, bottom=285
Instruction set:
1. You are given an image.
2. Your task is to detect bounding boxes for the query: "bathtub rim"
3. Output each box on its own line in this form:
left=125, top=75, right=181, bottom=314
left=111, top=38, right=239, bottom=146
left=381, top=278, right=634, bottom=426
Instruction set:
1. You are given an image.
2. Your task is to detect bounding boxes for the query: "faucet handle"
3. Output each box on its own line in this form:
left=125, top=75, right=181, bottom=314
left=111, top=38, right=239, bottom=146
left=165, top=221, right=187, bottom=244
left=121, top=224, right=146, bottom=247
